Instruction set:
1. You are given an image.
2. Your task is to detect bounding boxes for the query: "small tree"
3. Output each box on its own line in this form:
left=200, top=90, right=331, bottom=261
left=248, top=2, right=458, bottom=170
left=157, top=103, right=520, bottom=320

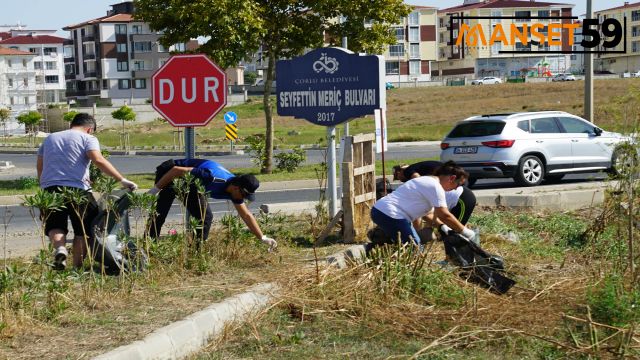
left=16, top=111, right=42, bottom=146
left=0, top=108, right=11, bottom=141
left=111, top=105, right=136, bottom=151
left=62, top=110, right=79, bottom=123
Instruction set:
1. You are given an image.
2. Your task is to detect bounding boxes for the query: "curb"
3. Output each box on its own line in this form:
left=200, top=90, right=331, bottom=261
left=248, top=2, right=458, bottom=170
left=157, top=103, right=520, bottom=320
left=93, top=283, right=277, bottom=360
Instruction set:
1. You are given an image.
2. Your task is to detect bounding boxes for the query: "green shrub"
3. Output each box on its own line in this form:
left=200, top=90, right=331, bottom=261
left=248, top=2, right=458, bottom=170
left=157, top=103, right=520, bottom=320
left=587, top=274, right=640, bottom=326
left=17, top=177, right=39, bottom=189
left=275, top=148, right=306, bottom=173
left=245, top=134, right=267, bottom=168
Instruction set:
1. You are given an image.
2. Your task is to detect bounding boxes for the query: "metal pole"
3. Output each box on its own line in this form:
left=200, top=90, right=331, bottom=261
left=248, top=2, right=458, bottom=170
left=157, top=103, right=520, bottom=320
left=342, top=35, right=349, bottom=138
left=381, top=110, right=387, bottom=195
left=185, top=126, right=195, bottom=159
left=327, top=126, right=338, bottom=218
left=584, top=0, right=594, bottom=123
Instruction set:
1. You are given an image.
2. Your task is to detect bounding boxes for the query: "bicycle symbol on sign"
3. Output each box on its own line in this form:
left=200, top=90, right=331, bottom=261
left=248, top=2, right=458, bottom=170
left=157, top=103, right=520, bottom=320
left=313, top=53, right=339, bottom=74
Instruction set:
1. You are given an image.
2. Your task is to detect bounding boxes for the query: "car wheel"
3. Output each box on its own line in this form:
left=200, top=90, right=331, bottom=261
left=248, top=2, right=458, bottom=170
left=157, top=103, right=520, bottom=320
left=544, top=174, right=565, bottom=183
left=610, top=146, right=637, bottom=177
left=514, top=155, right=544, bottom=186
left=465, top=177, right=478, bottom=188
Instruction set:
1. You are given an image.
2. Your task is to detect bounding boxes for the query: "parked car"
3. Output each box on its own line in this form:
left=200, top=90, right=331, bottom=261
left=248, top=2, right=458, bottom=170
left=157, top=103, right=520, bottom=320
left=631, top=70, right=640, bottom=78
left=552, top=73, right=577, bottom=82
left=440, top=111, right=631, bottom=187
left=471, top=77, right=502, bottom=85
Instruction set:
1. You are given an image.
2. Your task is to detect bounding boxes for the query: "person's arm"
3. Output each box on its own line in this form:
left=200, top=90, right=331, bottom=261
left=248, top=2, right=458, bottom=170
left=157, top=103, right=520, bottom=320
left=233, top=202, right=264, bottom=239
left=87, top=150, right=125, bottom=181
left=434, top=206, right=465, bottom=232
left=154, top=166, right=193, bottom=189
left=36, top=155, right=43, bottom=182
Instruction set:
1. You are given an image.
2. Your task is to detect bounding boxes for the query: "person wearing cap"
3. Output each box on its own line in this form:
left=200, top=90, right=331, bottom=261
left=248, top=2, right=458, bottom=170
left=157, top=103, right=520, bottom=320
left=146, top=159, right=277, bottom=250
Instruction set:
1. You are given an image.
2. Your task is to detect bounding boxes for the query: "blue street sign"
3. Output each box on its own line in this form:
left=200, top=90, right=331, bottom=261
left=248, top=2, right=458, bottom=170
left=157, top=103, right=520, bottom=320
left=224, top=111, right=238, bottom=125
left=276, top=47, right=385, bottom=127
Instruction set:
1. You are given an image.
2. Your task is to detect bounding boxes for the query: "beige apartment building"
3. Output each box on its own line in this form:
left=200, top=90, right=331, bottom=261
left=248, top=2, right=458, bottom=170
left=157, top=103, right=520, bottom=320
left=434, top=0, right=574, bottom=79
left=381, top=5, right=439, bottom=83
left=595, top=2, right=640, bottom=74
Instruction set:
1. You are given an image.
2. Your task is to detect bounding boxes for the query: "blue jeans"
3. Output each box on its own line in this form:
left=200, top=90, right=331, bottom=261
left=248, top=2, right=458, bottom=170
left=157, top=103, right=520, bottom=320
left=371, top=207, right=421, bottom=245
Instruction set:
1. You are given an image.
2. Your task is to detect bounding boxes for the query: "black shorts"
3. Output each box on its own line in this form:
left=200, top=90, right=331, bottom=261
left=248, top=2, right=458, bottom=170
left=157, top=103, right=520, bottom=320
left=42, top=186, right=98, bottom=237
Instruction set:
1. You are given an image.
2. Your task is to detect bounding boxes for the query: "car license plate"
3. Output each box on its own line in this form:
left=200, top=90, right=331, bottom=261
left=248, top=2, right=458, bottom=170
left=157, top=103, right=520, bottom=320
left=454, top=146, right=478, bottom=154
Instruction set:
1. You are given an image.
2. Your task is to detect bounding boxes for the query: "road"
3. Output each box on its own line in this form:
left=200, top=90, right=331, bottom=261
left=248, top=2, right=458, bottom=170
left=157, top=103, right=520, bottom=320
left=0, top=144, right=439, bottom=179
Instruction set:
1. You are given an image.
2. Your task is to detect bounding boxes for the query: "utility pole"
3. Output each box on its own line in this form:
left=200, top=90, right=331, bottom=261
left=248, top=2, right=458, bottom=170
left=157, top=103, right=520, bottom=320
left=584, top=0, right=594, bottom=123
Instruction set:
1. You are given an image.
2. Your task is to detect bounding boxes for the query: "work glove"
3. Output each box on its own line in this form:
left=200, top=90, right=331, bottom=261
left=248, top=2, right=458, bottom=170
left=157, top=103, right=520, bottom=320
left=459, top=227, right=476, bottom=242
left=120, top=178, right=138, bottom=191
left=438, top=224, right=453, bottom=237
left=261, top=235, right=277, bottom=252
left=147, top=186, right=161, bottom=196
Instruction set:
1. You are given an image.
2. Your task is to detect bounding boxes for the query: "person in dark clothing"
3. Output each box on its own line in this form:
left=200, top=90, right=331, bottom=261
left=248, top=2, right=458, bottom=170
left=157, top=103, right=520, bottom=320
left=403, top=160, right=444, bottom=181
left=146, top=159, right=276, bottom=250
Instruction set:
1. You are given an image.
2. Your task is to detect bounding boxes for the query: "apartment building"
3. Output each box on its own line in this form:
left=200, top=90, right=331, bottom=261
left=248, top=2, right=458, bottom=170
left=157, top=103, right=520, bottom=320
left=569, top=20, right=585, bottom=74
left=0, top=47, right=37, bottom=133
left=0, top=31, right=66, bottom=104
left=382, top=5, right=439, bottom=83
left=63, top=1, right=198, bottom=106
left=434, top=0, right=573, bottom=78
left=595, top=2, right=640, bottom=74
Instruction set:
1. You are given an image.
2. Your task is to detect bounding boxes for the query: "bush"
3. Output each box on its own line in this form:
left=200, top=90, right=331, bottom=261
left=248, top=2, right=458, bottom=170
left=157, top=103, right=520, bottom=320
left=275, top=148, right=306, bottom=173
left=17, top=177, right=39, bottom=189
left=245, top=134, right=267, bottom=168
left=587, top=274, right=640, bottom=326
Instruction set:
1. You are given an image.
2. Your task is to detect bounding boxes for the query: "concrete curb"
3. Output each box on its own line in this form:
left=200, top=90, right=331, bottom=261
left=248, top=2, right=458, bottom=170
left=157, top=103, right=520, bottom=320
left=93, top=283, right=277, bottom=360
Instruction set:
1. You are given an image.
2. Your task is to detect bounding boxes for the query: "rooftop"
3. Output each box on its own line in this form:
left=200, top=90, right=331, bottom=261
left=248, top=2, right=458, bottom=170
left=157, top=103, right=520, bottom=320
left=440, top=0, right=573, bottom=14
left=595, top=1, right=640, bottom=13
left=0, top=34, right=66, bottom=45
left=0, top=46, right=36, bottom=56
left=63, top=13, right=134, bottom=30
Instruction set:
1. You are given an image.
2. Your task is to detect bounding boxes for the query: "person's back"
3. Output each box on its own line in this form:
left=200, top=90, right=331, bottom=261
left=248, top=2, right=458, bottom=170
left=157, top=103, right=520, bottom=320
left=38, top=129, right=99, bottom=190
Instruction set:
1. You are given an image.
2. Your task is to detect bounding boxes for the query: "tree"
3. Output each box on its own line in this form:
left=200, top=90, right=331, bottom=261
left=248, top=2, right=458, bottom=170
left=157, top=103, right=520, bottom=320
left=0, top=108, right=11, bottom=141
left=63, top=110, right=79, bottom=122
left=16, top=111, right=43, bottom=146
left=135, top=0, right=409, bottom=173
left=111, top=105, right=136, bottom=151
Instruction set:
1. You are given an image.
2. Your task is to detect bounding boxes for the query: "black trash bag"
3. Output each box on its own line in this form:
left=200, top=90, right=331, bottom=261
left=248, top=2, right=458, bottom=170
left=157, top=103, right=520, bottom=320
left=442, top=232, right=515, bottom=295
left=375, top=178, right=393, bottom=200
left=89, top=189, right=148, bottom=275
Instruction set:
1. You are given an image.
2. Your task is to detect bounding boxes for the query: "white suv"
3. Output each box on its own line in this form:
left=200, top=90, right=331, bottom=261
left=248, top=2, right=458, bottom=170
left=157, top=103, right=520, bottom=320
left=440, top=112, right=631, bottom=187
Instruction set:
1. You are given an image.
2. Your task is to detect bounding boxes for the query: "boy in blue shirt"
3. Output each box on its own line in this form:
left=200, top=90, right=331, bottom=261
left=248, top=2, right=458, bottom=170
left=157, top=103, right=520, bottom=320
left=146, top=159, right=276, bottom=250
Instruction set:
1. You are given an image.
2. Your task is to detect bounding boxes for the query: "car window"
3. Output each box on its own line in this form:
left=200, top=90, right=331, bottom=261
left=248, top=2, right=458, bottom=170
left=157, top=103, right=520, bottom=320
left=448, top=121, right=506, bottom=138
left=530, top=118, right=561, bottom=133
left=557, top=117, right=594, bottom=133
left=517, top=120, right=530, bottom=132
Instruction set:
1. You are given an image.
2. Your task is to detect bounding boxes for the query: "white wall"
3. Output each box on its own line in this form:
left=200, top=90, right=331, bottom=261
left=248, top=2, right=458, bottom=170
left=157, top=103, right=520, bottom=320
left=101, top=58, right=130, bottom=79
left=100, top=24, right=116, bottom=43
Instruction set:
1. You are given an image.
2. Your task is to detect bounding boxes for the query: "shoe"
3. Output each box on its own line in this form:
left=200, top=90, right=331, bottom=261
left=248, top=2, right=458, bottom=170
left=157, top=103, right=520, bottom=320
left=53, top=246, right=68, bottom=270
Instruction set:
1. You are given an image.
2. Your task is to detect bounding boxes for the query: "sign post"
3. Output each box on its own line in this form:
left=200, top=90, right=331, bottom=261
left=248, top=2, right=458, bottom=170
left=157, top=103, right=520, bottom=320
left=276, top=47, right=385, bottom=218
left=151, top=54, right=227, bottom=160
left=224, top=111, right=238, bottom=151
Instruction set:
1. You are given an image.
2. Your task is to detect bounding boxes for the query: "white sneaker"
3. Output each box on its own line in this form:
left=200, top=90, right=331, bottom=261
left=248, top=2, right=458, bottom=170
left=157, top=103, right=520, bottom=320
left=53, top=246, right=68, bottom=270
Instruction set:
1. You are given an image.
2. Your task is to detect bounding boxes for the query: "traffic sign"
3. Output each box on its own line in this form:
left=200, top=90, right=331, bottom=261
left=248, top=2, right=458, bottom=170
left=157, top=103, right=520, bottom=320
left=224, top=111, right=237, bottom=125
left=151, top=54, right=227, bottom=127
left=225, top=124, right=238, bottom=141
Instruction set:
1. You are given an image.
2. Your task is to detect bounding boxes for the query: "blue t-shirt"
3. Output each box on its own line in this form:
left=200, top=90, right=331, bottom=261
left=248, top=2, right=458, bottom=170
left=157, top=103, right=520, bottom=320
left=174, top=159, right=242, bottom=204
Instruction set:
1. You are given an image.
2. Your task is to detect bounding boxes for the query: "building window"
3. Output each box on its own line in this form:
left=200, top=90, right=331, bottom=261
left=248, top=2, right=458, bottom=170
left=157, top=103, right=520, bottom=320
left=43, top=47, right=57, bottom=55
left=408, top=27, right=419, bottom=42
left=516, top=42, right=532, bottom=51
left=36, top=76, right=43, bottom=84
left=133, top=60, right=146, bottom=70
left=24, top=97, right=29, bottom=105
left=409, top=60, right=420, bottom=75
left=10, top=97, right=14, bottom=105
left=389, top=44, right=405, bottom=57
left=408, top=12, right=419, bottom=26
left=46, top=61, right=56, bottom=70
left=134, top=79, right=146, bottom=89
left=115, top=24, right=127, bottom=34
left=8, top=79, right=13, bottom=88
left=491, top=41, right=502, bottom=55
left=65, top=64, right=74, bottom=74
left=633, top=10, right=640, bottom=22
left=538, top=10, right=550, bottom=18
left=45, top=75, right=59, bottom=84
left=570, top=54, right=577, bottom=60
left=102, top=80, right=109, bottom=90
left=23, top=78, right=28, bottom=86
left=117, top=43, right=127, bottom=53
left=633, top=41, right=640, bottom=53
left=633, top=26, right=640, bottom=37
left=28, top=47, right=39, bottom=54
left=117, top=61, right=129, bottom=71
left=515, top=11, right=531, bottom=22
left=134, top=41, right=152, bottom=52
left=409, top=44, right=420, bottom=58
left=132, top=25, right=143, bottom=34
left=174, top=43, right=186, bottom=52
left=118, top=79, right=131, bottom=89
left=385, top=61, right=400, bottom=75
left=34, top=61, right=43, bottom=70
left=395, top=27, right=405, bottom=41
left=157, top=43, right=168, bottom=52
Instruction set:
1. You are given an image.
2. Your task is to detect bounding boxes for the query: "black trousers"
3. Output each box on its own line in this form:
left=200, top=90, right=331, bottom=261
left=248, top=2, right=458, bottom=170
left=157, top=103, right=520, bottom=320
left=147, top=160, right=213, bottom=242
left=450, top=186, right=476, bottom=225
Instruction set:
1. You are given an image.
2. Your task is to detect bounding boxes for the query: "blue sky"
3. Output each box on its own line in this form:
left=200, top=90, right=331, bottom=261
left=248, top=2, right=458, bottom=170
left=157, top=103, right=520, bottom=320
left=0, top=1, right=630, bottom=36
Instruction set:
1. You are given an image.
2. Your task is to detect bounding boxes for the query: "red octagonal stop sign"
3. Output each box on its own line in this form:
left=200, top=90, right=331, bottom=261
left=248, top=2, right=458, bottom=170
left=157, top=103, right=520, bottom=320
left=152, top=54, right=227, bottom=127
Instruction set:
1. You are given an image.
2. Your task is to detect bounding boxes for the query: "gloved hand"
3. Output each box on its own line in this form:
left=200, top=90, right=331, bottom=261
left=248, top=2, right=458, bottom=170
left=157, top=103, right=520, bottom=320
left=261, top=235, right=277, bottom=252
left=147, top=186, right=161, bottom=196
left=459, top=227, right=476, bottom=241
left=438, top=224, right=452, bottom=237
left=120, top=178, right=138, bottom=191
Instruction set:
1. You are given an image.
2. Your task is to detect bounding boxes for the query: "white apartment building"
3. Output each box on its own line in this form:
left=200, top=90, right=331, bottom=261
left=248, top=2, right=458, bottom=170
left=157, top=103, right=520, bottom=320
left=0, top=32, right=66, bottom=104
left=0, top=47, right=37, bottom=133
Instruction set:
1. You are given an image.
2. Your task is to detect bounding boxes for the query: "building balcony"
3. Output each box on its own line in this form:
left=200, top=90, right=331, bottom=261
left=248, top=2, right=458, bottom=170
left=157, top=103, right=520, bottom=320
left=65, top=73, right=76, bottom=80
left=64, top=57, right=75, bottom=63
left=130, top=33, right=158, bottom=41
left=84, top=54, right=96, bottom=60
left=82, top=35, right=95, bottom=42
left=66, top=89, right=100, bottom=97
left=83, top=71, right=97, bottom=79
